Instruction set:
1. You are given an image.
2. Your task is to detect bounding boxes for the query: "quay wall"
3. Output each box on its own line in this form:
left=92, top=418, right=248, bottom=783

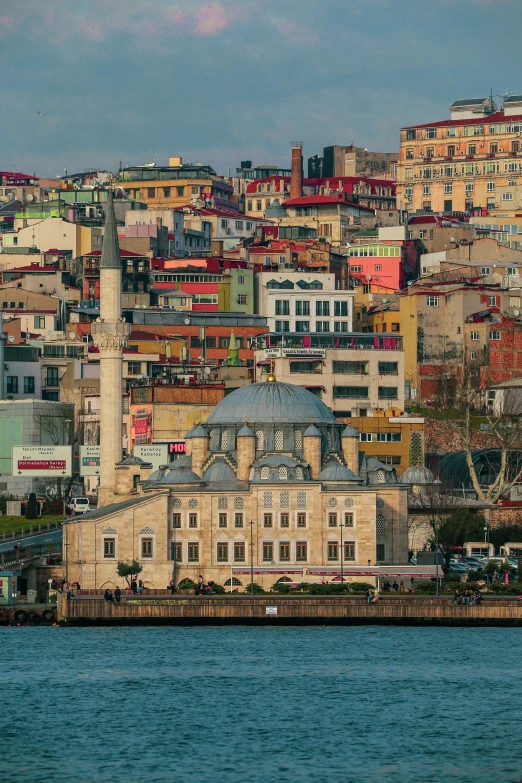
left=58, top=595, right=522, bottom=627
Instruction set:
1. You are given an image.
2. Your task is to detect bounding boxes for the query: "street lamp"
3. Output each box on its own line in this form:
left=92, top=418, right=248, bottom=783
left=249, top=519, right=254, bottom=596
left=339, top=522, right=345, bottom=583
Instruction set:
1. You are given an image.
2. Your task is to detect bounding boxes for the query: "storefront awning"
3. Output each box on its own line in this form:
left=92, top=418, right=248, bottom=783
left=232, top=569, right=304, bottom=575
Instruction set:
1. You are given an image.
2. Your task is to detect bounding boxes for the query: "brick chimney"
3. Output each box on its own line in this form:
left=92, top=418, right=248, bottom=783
left=290, top=142, right=303, bottom=199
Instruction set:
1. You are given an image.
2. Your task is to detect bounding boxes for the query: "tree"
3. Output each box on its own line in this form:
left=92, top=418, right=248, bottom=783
left=25, top=492, right=38, bottom=520
left=435, top=358, right=522, bottom=506
left=117, top=560, right=143, bottom=586
left=33, top=408, right=79, bottom=502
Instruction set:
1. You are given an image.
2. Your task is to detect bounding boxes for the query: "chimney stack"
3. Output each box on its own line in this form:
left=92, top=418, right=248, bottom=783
left=290, top=142, right=303, bottom=199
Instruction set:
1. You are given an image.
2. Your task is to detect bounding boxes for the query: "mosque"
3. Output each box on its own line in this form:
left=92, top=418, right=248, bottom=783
left=66, top=192, right=415, bottom=590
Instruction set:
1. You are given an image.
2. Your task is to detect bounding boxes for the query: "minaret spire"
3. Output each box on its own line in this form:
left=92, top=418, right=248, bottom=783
left=91, top=189, right=130, bottom=505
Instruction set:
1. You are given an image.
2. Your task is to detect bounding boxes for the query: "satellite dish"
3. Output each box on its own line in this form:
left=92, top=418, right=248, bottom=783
left=513, top=309, right=520, bottom=317
left=204, top=367, right=211, bottom=376
left=68, top=331, right=76, bottom=340
left=8, top=334, right=14, bottom=342
left=26, top=194, right=34, bottom=202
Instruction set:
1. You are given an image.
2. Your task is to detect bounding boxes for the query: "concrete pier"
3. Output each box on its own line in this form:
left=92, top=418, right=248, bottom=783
left=57, top=594, right=522, bottom=627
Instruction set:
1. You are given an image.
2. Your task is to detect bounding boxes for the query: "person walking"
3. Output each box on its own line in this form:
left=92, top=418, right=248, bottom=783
left=169, top=578, right=176, bottom=595
left=114, top=586, right=121, bottom=604
left=454, top=588, right=460, bottom=606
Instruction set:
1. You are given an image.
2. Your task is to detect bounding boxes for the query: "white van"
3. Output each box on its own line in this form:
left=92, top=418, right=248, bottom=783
left=70, top=497, right=90, bottom=515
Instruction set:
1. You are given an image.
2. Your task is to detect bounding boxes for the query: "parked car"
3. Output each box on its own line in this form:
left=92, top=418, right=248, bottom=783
left=69, top=497, right=90, bottom=515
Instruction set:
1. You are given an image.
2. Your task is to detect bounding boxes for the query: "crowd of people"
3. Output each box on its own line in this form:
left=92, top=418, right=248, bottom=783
left=453, top=588, right=482, bottom=606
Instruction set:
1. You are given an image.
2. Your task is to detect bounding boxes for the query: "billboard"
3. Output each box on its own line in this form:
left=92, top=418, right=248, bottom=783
left=12, top=446, right=72, bottom=477
left=80, top=446, right=100, bottom=477
left=133, top=442, right=187, bottom=469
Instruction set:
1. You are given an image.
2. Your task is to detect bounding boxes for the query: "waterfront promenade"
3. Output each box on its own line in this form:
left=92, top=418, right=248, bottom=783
left=57, top=593, right=522, bottom=626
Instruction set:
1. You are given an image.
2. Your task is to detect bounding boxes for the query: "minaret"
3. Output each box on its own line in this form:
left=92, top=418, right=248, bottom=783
left=91, top=190, right=130, bottom=506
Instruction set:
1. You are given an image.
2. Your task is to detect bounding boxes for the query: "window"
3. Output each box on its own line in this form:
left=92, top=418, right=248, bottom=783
left=426, top=147, right=434, bottom=158
left=359, top=433, right=372, bottom=442
left=375, top=265, right=382, bottom=271
left=278, top=466, right=287, bottom=480
left=378, top=386, right=398, bottom=400
left=172, top=513, right=181, bottom=528
left=344, top=542, right=356, bottom=561
left=316, top=322, right=330, bottom=333
left=344, top=512, right=354, bottom=527
left=334, top=301, right=349, bottom=318
left=376, top=544, right=385, bottom=562
left=489, top=330, right=501, bottom=340
left=279, top=542, right=290, bottom=561
left=447, top=145, right=455, bottom=157
left=275, top=320, right=290, bottom=332
left=34, top=316, right=45, bottom=329
left=423, top=184, right=431, bottom=196
left=280, top=513, right=289, bottom=528
left=234, top=542, right=245, bottom=562
left=406, top=148, right=414, bottom=159
left=237, top=293, right=248, bottom=305
left=426, top=296, right=439, bottom=307
left=206, top=337, right=216, bottom=349
left=189, top=513, right=198, bottom=528
left=235, top=221, right=243, bottom=230
left=234, top=513, right=244, bottom=528
left=508, top=268, right=517, bottom=277
left=263, top=513, right=273, bottom=528
left=141, top=538, right=153, bottom=558
left=328, top=512, right=338, bottom=527
left=316, top=301, right=330, bottom=317
left=192, top=186, right=200, bottom=195
left=465, top=183, right=474, bottom=195
left=45, top=368, right=59, bottom=387
left=444, top=183, right=453, bottom=195
left=256, top=200, right=262, bottom=211
left=176, top=186, right=184, bottom=197
left=220, top=431, right=228, bottom=450
left=6, top=376, right=18, bottom=394
left=502, top=192, right=514, bottom=201
left=275, top=300, right=290, bottom=316
left=377, top=455, right=401, bottom=466
left=376, top=432, right=401, bottom=442
left=295, top=300, right=310, bottom=316
left=426, top=128, right=437, bottom=139
left=297, top=512, right=306, bottom=527
left=333, top=386, right=369, bottom=399
left=263, top=542, right=274, bottom=561
left=127, top=362, right=141, bottom=375
left=170, top=542, right=182, bottom=562
left=327, top=542, right=339, bottom=561
left=217, top=542, right=228, bottom=562
left=22, top=376, right=35, bottom=394
left=296, top=542, right=307, bottom=561
left=378, top=362, right=398, bottom=375
left=219, top=513, right=228, bottom=528
left=406, top=129, right=416, bottom=140
left=256, top=430, right=264, bottom=451
left=188, top=542, right=199, bottom=562
left=147, top=188, right=155, bottom=198
left=103, top=538, right=115, bottom=558
left=486, top=181, right=495, bottom=192
left=471, top=351, right=477, bottom=360
left=295, top=321, right=310, bottom=332
left=260, top=466, right=269, bottom=480
left=333, top=361, right=368, bottom=375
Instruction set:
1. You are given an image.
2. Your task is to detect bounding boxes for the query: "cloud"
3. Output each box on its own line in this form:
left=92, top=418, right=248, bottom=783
left=271, top=16, right=319, bottom=46
left=194, top=3, right=229, bottom=35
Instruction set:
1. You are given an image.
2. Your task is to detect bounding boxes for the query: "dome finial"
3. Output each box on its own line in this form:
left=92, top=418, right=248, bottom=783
left=266, top=360, right=276, bottom=383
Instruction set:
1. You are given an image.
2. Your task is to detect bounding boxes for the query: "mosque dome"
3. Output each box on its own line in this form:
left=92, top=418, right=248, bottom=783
left=264, top=199, right=287, bottom=219
left=157, top=466, right=203, bottom=484
left=399, top=465, right=435, bottom=485
left=205, top=381, right=337, bottom=426
left=342, top=425, right=358, bottom=438
left=203, top=460, right=236, bottom=483
left=318, top=462, right=358, bottom=481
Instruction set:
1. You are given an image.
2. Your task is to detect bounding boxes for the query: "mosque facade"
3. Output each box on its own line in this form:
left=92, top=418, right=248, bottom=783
left=66, top=191, right=412, bottom=591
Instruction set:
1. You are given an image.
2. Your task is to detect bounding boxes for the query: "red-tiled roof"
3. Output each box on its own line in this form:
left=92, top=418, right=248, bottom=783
left=179, top=204, right=269, bottom=221
left=402, top=110, right=522, bottom=130
left=4, top=264, right=57, bottom=273
left=84, top=249, right=148, bottom=258
left=282, top=195, right=345, bottom=206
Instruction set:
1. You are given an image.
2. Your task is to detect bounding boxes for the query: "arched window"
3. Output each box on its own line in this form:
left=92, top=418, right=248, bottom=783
left=294, top=430, right=303, bottom=450
left=376, top=514, right=385, bottom=536
left=224, top=577, right=242, bottom=586
left=256, top=430, right=264, bottom=451
left=376, top=470, right=386, bottom=483
left=296, top=467, right=303, bottom=480
left=278, top=466, right=288, bottom=480
left=220, top=430, right=228, bottom=450
left=327, top=431, right=332, bottom=450
left=275, top=430, right=284, bottom=450
left=261, top=467, right=269, bottom=480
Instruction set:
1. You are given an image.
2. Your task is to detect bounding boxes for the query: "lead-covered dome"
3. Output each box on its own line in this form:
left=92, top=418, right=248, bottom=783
left=205, top=381, right=337, bottom=426
left=399, top=466, right=435, bottom=485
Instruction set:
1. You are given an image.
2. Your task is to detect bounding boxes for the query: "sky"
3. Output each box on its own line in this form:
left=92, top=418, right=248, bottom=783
left=1, top=0, right=520, bottom=178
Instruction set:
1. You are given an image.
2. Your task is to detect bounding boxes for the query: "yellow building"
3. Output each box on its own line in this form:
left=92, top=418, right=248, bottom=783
left=121, top=159, right=236, bottom=211
left=349, top=413, right=425, bottom=477
left=397, top=95, right=522, bottom=215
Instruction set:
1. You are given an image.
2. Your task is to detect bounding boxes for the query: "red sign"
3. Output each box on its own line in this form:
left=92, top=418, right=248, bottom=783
left=232, top=569, right=304, bottom=575
left=134, top=419, right=149, bottom=435
left=18, top=460, right=66, bottom=471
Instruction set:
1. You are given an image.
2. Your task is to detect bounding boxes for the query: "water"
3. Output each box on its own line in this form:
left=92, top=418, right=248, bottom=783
left=2, top=626, right=521, bottom=783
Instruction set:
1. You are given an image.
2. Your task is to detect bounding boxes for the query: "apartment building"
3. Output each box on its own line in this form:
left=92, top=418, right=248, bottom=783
left=253, top=331, right=404, bottom=416
left=255, top=271, right=353, bottom=334
left=396, top=95, right=522, bottom=215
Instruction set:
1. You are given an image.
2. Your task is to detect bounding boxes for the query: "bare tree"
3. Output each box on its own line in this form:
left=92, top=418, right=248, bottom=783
left=33, top=409, right=80, bottom=501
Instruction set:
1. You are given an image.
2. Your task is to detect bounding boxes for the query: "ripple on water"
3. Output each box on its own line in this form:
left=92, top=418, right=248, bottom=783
left=1, top=625, right=521, bottom=783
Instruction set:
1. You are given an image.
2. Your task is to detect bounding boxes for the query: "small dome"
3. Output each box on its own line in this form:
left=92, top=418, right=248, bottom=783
left=185, top=423, right=208, bottom=439
left=304, top=423, right=321, bottom=437
left=203, top=460, right=237, bottom=482
left=318, top=462, right=358, bottom=481
left=254, top=454, right=303, bottom=468
left=400, top=466, right=435, bottom=485
left=237, top=424, right=255, bottom=438
left=167, top=455, right=192, bottom=469
left=265, top=198, right=287, bottom=219
left=147, top=467, right=167, bottom=482
left=159, top=466, right=203, bottom=484
left=116, top=455, right=153, bottom=467
left=342, top=425, right=358, bottom=438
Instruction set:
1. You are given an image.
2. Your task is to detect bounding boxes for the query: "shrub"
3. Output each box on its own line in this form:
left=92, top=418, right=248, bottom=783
left=414, top=580, right=438, bottom=594
left=243, top=582, right=265, bottom=595
left=348, top=582, right=375, bottom=594
left=116, top=560, right=143, bottom=586
left=178, top=578, right=195, bottom=589
left=210, top=583, right=226, bottom=594
left=25, top=493, right=38, bottom=520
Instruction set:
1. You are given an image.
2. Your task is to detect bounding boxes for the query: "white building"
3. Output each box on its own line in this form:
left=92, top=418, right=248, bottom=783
left=255, top=271, right=353, bottom=334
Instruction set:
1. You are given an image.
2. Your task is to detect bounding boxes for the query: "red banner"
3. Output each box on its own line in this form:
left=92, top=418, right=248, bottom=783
left=18, top=460, right=66, bottom=471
